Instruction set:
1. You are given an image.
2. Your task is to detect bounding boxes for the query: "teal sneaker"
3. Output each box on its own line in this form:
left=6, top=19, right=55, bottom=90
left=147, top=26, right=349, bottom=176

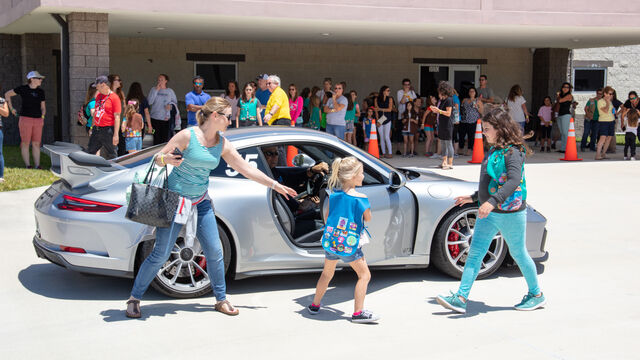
left=514, top=292, right=546, bottom=311
left=436, top=291, right=467, bottom=314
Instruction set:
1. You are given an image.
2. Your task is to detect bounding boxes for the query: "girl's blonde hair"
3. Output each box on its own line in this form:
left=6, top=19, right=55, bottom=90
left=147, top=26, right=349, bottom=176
left=124, top=99, right=139, bottom=123
left=196, top=97, right=230, bottom=126
left=328, top=156, right=363, bottom=190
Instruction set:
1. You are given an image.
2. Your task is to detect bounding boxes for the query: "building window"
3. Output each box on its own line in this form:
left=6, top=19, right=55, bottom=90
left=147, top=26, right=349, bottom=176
left=194, top=62, right=237, bottom=93
left=573, top=68, right=606, bottom=92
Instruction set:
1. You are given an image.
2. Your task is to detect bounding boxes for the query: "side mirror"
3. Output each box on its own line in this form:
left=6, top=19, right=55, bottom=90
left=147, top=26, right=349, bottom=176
left=292, top=153, right=316, bottom=167
left=388, top=171, right=405, bottom=192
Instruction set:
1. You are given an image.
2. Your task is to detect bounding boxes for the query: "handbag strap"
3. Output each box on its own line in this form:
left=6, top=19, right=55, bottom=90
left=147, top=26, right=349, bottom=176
left=142, top=155, right=169, bottom=188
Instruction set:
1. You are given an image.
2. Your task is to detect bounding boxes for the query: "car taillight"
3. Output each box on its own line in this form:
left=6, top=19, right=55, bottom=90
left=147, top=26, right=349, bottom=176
left=60, top=246, right=86, bottom=253
left=57, top=195, right=122, bottom=212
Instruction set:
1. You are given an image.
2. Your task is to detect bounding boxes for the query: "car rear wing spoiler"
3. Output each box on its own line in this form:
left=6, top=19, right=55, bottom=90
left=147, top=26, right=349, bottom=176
left=42, top=142, right=124, bottom=189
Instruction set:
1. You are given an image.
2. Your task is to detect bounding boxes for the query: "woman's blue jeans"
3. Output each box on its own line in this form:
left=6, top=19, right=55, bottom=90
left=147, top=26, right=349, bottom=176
left=130, top=198, right=226, bottom=301
left=457, top=210, right=540, bottom=299
left=0, top=128, right=4, bottom=178
left=557, top=114, right=572, bottom=151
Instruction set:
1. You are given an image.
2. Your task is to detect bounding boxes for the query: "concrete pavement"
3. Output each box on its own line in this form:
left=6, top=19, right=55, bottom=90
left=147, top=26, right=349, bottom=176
left=0, top=156, right=638, bottom=359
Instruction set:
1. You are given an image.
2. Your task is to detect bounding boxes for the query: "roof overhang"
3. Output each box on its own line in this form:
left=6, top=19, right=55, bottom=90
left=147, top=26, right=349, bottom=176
left=2, top=0, right=640, bottom=48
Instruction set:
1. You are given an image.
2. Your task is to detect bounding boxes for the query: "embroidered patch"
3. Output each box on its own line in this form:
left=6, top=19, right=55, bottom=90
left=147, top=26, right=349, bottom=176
left=325, top=226, right=334, bottom=233
left=323, top=241, right=329, bottom=248
left=338, top=236, right=345, bottom=244
left=336, top=244, right=344, bottom=252
left=345, top=246, right=353, bottom=253
left=348, top=222, right=358, bottom=231
left=333, top=230, right=340, bottom=237
left=341, top=230, right=348, bottom=237
left=336, top=217, right=348, bottom=230
left=346, top=235, right=357, bottom=246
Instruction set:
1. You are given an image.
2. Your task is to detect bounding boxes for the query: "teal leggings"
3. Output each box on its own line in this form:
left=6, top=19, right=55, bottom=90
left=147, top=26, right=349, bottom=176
left=457, top=210, right=541, bottom=299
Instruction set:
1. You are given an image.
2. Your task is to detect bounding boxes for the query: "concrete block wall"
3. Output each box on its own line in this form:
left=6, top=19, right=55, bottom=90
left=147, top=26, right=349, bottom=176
left=110, top=37, right=533, bottom=113
left=68, top=12, right=109, bottom=146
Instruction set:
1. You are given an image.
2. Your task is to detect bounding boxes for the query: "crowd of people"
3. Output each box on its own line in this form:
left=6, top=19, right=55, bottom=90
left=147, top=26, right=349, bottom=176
left=0, top=69, right=638, bottom=185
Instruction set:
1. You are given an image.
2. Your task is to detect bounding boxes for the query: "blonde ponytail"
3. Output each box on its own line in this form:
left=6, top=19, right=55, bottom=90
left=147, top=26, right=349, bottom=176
left=327, top=156, right=363, bottom=190
left=328, top=158, right=343, bottom=190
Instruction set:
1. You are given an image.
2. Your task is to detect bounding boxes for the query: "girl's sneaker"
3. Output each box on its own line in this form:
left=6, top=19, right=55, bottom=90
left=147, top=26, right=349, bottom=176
left=436, top=291, right=467, bottom=313
left=351, top=310, right=380, bottom=323
left=514, top=292, right=546, bottom=311
left=307, top=303, right=320, bottom=315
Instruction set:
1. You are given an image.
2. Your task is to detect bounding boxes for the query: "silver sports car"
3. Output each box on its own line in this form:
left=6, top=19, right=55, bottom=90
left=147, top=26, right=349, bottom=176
left=33, top=127, right=547, bottom=298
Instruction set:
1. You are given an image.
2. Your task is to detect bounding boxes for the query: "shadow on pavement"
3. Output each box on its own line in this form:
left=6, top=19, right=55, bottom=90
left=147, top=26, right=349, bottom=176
left=427, top=298, right=513, bottom=318
left=19, top=261, right=537, bottom=302
left=100, top=303, right=215, bottom=322
left=18, top=264, right=165, bottom=301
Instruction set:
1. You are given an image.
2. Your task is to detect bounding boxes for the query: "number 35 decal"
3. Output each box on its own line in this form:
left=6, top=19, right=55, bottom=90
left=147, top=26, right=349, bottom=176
left=225, top=153, right=259, bottom=177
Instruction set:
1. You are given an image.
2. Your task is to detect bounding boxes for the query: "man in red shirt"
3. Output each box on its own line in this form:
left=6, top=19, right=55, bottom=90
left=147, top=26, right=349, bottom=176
left=87, top=75, right=121, bottom=159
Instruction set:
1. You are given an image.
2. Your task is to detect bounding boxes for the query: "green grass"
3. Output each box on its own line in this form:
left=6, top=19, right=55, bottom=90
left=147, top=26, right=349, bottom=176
left=0, top=145, right=58, bottom=192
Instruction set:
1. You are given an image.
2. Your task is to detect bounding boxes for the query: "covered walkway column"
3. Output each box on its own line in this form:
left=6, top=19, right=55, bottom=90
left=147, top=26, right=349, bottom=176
left=67, top=12, right=109, bottom=146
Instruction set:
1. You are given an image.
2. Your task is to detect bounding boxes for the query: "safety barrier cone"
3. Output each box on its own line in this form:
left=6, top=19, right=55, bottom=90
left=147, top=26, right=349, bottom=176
left=368, top=119, right=380, bottom=159
left=286, top=146, right=298, bottom=166
left=560, top=118, right=582, bottom=161
left=468, top=119, right=484, bottom=164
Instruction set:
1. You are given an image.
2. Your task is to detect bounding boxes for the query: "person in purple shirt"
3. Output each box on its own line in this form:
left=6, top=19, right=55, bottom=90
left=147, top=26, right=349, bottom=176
left=185, top=75, right=211, bottom=127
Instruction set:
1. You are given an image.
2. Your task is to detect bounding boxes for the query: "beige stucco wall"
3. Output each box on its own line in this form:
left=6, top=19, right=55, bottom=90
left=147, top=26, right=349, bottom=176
left=109, top=37, right=532, bottom=108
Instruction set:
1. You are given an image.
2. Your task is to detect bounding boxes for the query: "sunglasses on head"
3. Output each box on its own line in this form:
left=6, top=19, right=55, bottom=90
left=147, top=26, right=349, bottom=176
left=264, top=151, right=279, bottom=157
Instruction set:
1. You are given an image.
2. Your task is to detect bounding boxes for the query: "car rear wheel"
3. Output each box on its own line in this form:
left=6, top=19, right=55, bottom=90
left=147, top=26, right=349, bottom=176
left=430, top=205, right=506, bottom=279
left=139, top=224, right=232, bottom=298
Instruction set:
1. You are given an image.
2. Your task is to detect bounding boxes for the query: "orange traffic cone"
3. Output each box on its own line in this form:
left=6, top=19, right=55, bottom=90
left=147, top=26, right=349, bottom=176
left=468, top=119, right=484, bottom=164
left=368, top=119, right=380, bottom=159
left=560, top=118, right=582, bottom=161
left=286, top=146, right=298, bottom=166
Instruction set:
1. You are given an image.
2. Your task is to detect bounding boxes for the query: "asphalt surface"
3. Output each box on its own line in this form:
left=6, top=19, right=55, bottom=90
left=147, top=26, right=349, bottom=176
left=0, top=149, right=638, bottom=359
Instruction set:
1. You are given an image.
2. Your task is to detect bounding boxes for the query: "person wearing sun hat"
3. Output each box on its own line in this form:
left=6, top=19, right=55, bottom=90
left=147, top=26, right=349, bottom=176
left=4, top=70, right=46, bottom=169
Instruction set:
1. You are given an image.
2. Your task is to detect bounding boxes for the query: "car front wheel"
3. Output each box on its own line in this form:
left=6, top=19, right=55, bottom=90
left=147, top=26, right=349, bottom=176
left=430, top=205, right=506, bottom=279
left=138, top=224, right=232, bottom=298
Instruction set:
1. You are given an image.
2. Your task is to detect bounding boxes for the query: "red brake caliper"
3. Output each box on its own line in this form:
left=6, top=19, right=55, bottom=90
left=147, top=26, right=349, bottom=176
left=194, top=256, right=207, bottom=277
left=448, top=223, right=460, bottom=258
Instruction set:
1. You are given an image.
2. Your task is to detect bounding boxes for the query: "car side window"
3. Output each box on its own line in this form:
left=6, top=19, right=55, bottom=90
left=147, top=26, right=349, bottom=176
left=260, top=143, right=384, bottom=186
left=210, top=146, right=267, bottom=179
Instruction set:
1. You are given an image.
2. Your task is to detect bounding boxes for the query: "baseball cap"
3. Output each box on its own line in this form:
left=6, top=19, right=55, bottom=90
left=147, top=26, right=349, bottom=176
left=92, top=75, right=109, bottom=87
left=256, top=74, right=269, bottom=81
left=26, top=70, right=45, bottom=79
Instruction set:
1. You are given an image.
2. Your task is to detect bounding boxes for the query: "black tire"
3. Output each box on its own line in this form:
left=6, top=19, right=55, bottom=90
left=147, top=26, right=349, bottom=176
left=430, top=205, right=506, bottom=279
left=137, top=223, right=232, bottom=299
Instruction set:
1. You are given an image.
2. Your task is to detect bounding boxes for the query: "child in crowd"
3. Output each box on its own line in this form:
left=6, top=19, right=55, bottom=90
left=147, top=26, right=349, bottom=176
left=362, top=107, right=374, bottom=149
left=401, top=101, right=419, bottom=157
left=308, top=156, right=379, bottom=324
left=537, top=96, right=553, bottom=152
left=121, top=99, right=143, bottom=153
left=421, top=95, right=438, bottom=157
left=308, top=95, right=322, bottom=131
left=624, top=109, right=638, bottom=160
left=344, top=91, right=359, bottom=145
left=436, top=107, right=545, bottom=314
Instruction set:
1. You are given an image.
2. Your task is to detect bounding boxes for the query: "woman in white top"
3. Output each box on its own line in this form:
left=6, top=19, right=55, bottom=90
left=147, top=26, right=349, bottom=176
left=505, top=84, right=529, bottom=135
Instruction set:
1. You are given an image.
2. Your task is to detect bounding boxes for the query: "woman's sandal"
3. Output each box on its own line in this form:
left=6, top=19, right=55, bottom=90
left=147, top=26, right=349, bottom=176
left=215, top=300, right=240, bottom=316
left=125, top=299, right=141, bottom=318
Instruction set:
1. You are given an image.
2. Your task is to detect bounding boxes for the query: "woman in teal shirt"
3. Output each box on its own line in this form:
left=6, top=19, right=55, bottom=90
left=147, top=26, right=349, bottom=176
left=236, top=83, right=263, bottom=127
left=126, top=97, right=296, bottom=318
